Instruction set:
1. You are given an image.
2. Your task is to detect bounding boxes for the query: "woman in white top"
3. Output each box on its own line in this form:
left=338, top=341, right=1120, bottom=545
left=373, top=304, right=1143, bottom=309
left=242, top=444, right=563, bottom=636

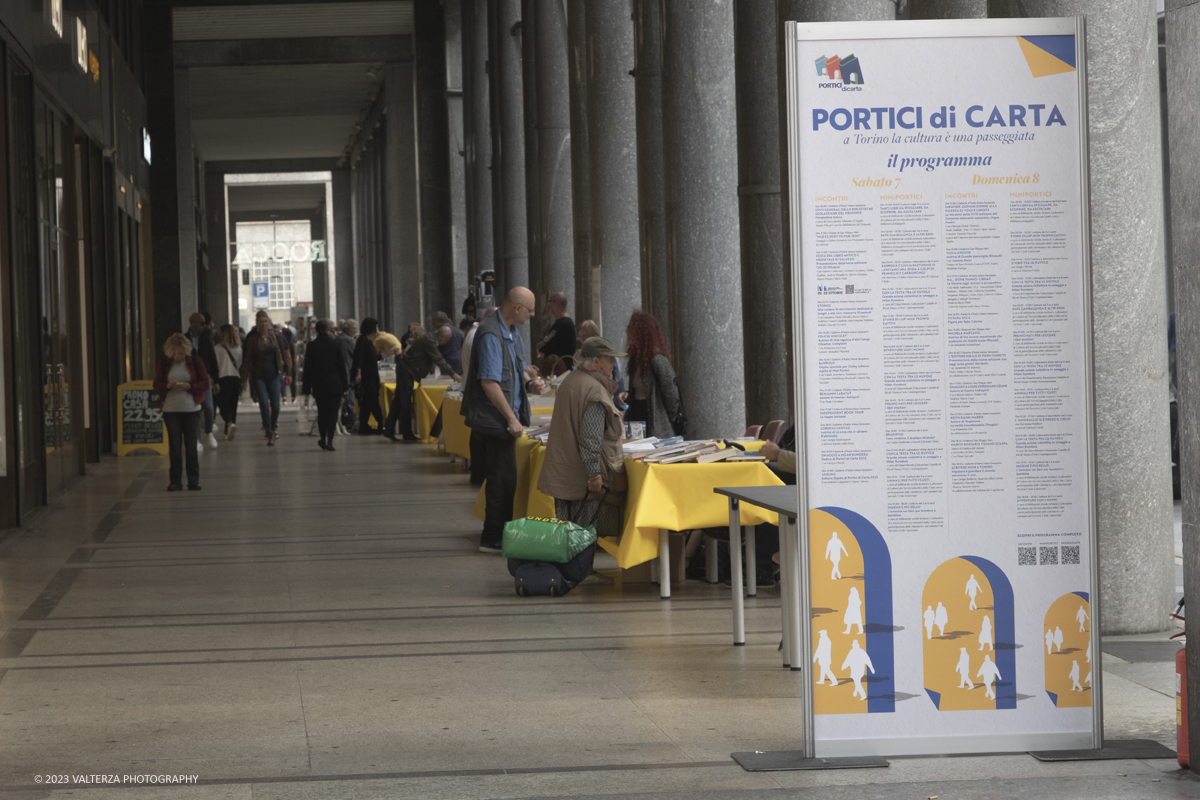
left=214, top=324, right=244, bottom=439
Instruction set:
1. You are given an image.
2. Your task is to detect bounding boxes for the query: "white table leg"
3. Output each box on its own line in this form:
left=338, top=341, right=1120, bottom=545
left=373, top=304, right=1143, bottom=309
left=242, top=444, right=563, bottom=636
left=730, top=500, right=745, bottom=645
left=659, top=529, right=671, bottom=600
left=745, top=525, right=757, bottom=597
left=787, top=515, right=803, bottom=671
left=778, top=515, right=793, bottom=668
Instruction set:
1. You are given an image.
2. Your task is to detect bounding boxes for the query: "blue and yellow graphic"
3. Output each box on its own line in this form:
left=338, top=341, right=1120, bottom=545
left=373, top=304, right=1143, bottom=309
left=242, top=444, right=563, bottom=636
left=1017, top=35, right=1076, bottom=78
left=922, top=556, right=1016, bottom=711
left=809, top=507, right=894, bottom=715
left=1044, top=591, right=1091, bottom=708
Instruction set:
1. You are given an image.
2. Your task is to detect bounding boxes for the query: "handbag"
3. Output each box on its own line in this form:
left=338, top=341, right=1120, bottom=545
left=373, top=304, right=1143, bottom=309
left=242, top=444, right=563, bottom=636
left=669, top=377, right=688, bottom=437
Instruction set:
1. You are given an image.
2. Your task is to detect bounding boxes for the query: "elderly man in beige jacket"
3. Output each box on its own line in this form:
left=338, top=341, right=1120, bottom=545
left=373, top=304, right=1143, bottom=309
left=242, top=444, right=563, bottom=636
left=537, top=337, right=628, bottom=539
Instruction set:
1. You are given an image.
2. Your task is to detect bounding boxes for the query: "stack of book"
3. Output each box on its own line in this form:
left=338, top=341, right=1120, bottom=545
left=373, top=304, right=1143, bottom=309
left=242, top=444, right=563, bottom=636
left=524, top=424, right=551, bottom=443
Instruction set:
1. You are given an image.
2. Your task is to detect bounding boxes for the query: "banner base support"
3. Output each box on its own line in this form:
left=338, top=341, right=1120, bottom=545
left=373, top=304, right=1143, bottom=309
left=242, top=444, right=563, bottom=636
left=731, top=752, right=889, bottom=772
left=1028, top=739, right=1176, bottom=762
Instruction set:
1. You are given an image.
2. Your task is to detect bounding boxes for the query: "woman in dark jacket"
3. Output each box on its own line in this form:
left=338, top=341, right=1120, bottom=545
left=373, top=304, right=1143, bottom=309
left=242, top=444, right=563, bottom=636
left=153, top=332, right=211, bottom=491
left=303, top=319, right=350, bottom=451
left=623, top=310, right=683, bottom=439
left=240, top=311, right=293, bottom=446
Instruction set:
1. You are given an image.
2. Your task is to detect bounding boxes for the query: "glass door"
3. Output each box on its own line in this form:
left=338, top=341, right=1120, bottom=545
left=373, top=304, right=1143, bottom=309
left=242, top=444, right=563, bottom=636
left=33, top=94, right=78, bottom=495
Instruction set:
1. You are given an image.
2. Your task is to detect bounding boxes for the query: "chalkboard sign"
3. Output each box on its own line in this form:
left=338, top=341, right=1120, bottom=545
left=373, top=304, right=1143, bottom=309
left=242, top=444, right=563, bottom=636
left=117, top=381, right=168, bottom=456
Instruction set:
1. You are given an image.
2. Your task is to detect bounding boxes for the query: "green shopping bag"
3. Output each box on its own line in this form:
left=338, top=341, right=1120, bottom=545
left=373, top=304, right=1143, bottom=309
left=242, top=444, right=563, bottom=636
left=502, top=516, right=598, bottom=563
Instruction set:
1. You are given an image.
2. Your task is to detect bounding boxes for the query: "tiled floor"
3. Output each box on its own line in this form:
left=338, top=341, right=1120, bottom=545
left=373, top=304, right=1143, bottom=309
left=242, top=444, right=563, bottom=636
left=0, top=401, right=1194, bottom=799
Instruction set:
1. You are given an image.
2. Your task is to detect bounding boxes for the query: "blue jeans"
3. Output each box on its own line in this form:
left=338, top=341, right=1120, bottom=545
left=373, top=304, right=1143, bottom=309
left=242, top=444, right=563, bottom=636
left=254, top=375, right=283, bottom=434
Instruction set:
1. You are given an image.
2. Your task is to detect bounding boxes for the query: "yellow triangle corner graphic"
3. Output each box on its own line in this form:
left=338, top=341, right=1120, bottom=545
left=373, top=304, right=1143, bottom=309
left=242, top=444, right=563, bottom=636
left=1018, top=37, right=1076, bottom=78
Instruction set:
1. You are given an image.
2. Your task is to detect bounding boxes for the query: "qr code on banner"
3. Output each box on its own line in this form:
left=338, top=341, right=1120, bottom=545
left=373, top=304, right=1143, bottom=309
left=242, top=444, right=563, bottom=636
left=1018, top=546, right=1037, bottom=566
left=1062, top=545, right=1080, bottom=565
left=1040, top=546, right=1059, bottom=565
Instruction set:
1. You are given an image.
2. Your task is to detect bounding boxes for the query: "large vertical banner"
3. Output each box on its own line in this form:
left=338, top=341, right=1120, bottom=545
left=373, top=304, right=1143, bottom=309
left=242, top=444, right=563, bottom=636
left=785, top=18, right=1098, bottom=757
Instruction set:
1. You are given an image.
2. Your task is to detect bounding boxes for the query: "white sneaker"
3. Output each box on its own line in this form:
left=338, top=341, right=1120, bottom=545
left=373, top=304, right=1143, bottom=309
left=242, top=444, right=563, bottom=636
left=196, top=440, right=204, bottom=454
left=226, top=423, right=236, bottom=441
left=206, top=433, right=219, bottom=449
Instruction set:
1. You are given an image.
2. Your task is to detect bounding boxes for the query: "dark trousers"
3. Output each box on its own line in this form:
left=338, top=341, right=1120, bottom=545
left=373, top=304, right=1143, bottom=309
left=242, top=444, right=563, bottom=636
left=216, top=377, right=241, bottom=426
left=384, top=364, right=416, bottom=438
left=315, top=393, right=341, bottom=443
left=358, top=379, right=383, bottom=432
left=469, top=430, right=484, bottom=485
left=164, top=411, right=201, bottom=487
left=479, top=432, right=517, bottom=547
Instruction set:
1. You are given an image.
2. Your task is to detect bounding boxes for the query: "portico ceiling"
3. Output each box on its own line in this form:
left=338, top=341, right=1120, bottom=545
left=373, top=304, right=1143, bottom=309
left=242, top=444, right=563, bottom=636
left=172, top=1, right=410, bottom=166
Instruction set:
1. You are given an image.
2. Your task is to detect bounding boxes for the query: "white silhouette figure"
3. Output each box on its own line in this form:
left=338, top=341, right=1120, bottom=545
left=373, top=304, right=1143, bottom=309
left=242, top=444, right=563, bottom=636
left=1070, top=660, right=1084, bottom=692
left=965, top=574, right=982, bottom=611
left=825, top=532, right=849, bottom=580
left=976, top=654, right=1002, bottom=700
left=1045, top=628, right=1055, bottom=655
left=955, top=647, right=974, bottom=689
left=924, top=605, right=936, bottom=639
left=840, top=639, right=875, bottom=700
left=1053, top=626, right=1064, bottom=652
left=1076, top=605, right=1089, bottom=633
left=1085, top=640, right=1091, bottom=664
left=978, top=615, right=993, bottom=652
left=843, top=586, right=863, bottom=635
left=1085, top=666, right=1091, bottom=685
left=934, top=602, right=949, bottom=637
left=814, top=630, right=838, bottom=685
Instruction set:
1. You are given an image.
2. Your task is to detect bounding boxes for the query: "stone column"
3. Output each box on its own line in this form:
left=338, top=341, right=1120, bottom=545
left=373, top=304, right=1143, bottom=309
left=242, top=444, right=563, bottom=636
left=490, top=0, right=531, bottom=351
left=385, top=63, right=422, bottom=332
left=1165, top=0, right=1200, bottom=759
left=908, top=0, right=985, bottom=17
left=446, top=0, right=470, bottom=311
left=660, top=0, right=744, bottom=438
left=415, top=0, right=456, bottom=323
left=203, top=167, right=229, bottom=327
left=585, top=0, right=640, bottom=346
left=566, top=0, right=593, bottom=321
left=522, top=0, right=575, bottom=314
left=990, top=0, right=1173, bottom=634
left=332, top=169, right=355, bottom=320
left=733, top=0, right=790, bottom=428
left=463, top=0, right=494, bottom=302
left=633, top=0, right=670, bottom=341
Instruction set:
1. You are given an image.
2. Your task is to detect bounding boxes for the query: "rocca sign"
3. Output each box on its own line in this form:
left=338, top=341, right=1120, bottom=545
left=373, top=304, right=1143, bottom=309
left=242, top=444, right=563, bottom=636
left=232, top=240, right=327, bottom=264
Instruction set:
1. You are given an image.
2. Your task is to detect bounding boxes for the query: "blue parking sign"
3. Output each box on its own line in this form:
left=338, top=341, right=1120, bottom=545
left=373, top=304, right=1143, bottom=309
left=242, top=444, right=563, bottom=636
left=252, top=282, right=269, bottom=308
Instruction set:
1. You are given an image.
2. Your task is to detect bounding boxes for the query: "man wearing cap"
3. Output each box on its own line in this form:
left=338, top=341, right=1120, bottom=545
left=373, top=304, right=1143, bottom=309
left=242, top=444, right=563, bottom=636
left=537, top=336, right=628, bottom=541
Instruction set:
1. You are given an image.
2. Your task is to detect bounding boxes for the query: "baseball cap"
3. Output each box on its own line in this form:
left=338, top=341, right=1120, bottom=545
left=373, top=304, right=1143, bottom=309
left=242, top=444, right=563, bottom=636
left=579, top=336, right=627, bottom=358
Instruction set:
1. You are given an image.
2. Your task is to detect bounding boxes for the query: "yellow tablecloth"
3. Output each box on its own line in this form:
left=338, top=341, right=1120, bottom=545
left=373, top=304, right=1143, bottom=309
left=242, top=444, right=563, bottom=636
left=360, top=382, right=449, bottom=443
left=472, top=441, right=784, bottom=568
left=442, top=397, right=472, bottom=459
left=414, top=384, right=451, bottom=444
left=605, top=459, right=783, bottom=568
left=446, top=401, right=555, bottom=461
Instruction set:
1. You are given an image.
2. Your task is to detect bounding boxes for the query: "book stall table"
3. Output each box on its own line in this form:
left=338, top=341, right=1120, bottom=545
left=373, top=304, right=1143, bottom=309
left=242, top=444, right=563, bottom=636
left=474, top=438, right=783, bottom=599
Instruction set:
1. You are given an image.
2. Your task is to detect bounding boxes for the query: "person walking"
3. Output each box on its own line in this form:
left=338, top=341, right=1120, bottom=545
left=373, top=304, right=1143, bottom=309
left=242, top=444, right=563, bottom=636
left=303, top=319, right=350, bottom=451
left=213, top=324, right=243, bottom=439
left=384, top=324, right=461, bottom=442
left=352, top=318, right=388, bottom=434
left=241, top=311, right=292, bottom=446
left=153, top=333, right=210, bottom=491
left=461, top=287, right=544, bottom=553
left=623, top=310, right=683, bottom=439
left=186, top=312, right=220, bottom=451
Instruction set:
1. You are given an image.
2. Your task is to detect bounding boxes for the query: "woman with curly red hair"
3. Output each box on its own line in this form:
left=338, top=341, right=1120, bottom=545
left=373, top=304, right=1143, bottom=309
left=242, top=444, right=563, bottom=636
left=623, top=310, right=683, bottom=439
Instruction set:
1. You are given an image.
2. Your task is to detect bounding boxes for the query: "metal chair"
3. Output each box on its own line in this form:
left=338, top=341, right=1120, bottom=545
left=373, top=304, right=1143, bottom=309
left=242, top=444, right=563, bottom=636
left=744, top=425, right=763, bottom=439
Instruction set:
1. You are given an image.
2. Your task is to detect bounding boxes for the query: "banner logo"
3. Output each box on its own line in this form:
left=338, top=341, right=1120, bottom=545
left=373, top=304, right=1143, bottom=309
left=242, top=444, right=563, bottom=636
left=815, top=54, right=865, bottom=87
